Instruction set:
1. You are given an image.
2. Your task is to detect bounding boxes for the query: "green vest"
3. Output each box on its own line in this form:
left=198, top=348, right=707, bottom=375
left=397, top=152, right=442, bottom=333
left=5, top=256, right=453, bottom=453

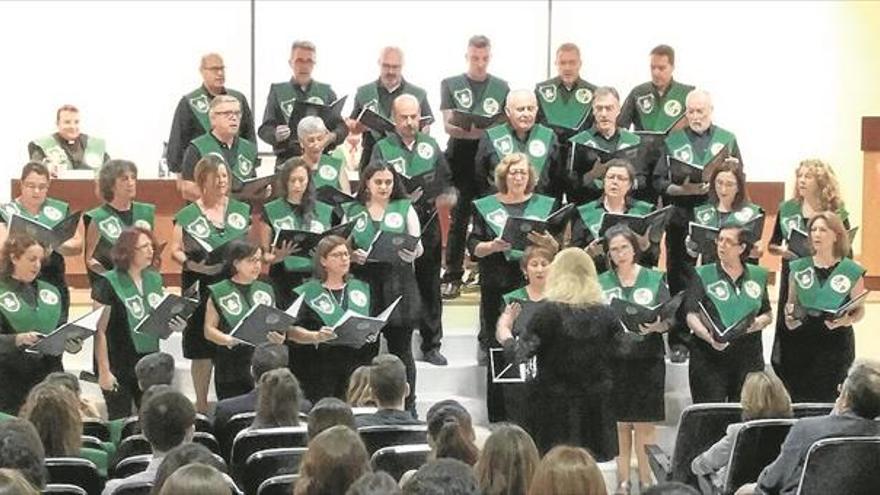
left=191, top=134, right=258, bottom=182
left=635, top=81, right=691, bottom=132
left=313, top=154, right=345, bottom=190
left=486, top=123, right=555, bottom=177
left=346, top=199, right=412, bottom=250
left=502, top=287, right=531, bottom=306
left=569, top=127, right=641, bottom=153
left=174, top=199, right=251, bottom=251
left=0, top=279, right=62, bottom=335
left=273, top=81, right=333, bottom=120
left=599, top=267, right=665, bottom=306
left=376, top=133, right=440, bottom=178
left=576, top=199, right=654, bottom=239
left=185, top=87, right=248, bottom=133
left=535, top=78, right=596, bottom=129
left=293, top=278, right=371, bottom=327
left=777, top=199, right=849, bottom=240
left=209, top=279, right=276, bottom=331
left=355, top=81, right=427, bottom=139
left=473, top=194, right=556, bottom=261
left=447, top=74, right=508, bottom=116
left=790, top=257, right=865, bottom=312
left=32, top=134, right=106, bottom=169
left=103, top=268, right=164, bottom=353
left=665, top=126, right=736, bottom=167
left=1, top=197, right=69, bottom=227
left=86, top=202, right=155, bottom=245
left=693, top=202, right=762, bottom=228
left=696, top=263, right=768, bottom=329
left=263, top=199, right=333, bottom=272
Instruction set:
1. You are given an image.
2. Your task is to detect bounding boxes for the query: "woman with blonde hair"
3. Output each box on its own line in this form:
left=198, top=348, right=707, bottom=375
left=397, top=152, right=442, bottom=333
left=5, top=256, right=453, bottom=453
left=475, top=424, right=540, bottom=495
left=346, top=365, right=376, bottom=408
left=498, top=248, right=618, bottom=458
left=528, top=445, right=606, bottom=495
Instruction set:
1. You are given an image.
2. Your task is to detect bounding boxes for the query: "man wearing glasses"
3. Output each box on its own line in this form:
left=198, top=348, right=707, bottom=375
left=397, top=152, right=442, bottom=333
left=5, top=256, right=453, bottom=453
left=29, top=104, right=110, bottom=175
left=167, top=53, right=255, bottom=188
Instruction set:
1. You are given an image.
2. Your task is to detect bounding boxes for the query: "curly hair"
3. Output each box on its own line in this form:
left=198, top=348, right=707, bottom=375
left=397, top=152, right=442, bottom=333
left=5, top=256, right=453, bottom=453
left=19, top=383, right=82, bottom=458
left=0, top=234, right=43, bottom=281
left=97, top=159, right=137, bottom=202
left=794, top=159, right=844, bottom=212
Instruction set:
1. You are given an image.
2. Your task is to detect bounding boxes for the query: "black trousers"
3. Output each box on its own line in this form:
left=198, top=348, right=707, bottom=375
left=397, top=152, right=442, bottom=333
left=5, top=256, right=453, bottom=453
left=384, top=324, right=417, bottom=414
left=104, top=354, right=147, bottom=420
left=415, top=224, right=443, bottom=353
left=688, top=335, right=764, bottom=403
left=443, top=140, right=479, bottom=283
left=480, top=283, right=516, bottom=422
left=665, top=205, right=698, bottom=350
left=0, top=353, right=63, bottom=415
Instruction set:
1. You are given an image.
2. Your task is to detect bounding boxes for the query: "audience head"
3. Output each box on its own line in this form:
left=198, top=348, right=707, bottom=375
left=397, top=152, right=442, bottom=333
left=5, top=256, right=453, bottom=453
left=289, top=40, right=317, bottom=84
left=17, top=162, right=51, bottom=208
left=0, top=233, right=44, bottom=282
left=403, top=458, right=479, bottom=495
left=251, top=342, right=289, bottom=381
left=308, top=397, right=356, bottom=439
left=346, top=471, right=401, bottom=495
left=839, top=359, right=880, bottom=419
left=426, top=400, right=478, bottom=466
left=55, top=104, right=81, bottom=141
left=0, top=419, right=46, bottom=489
left=199, top=53, right=226, bottom=94
left=314, top=235, right=351, bottom=282
left=19, top=383, right=81, bottom=457
left=370, top=354, right=409, bottom=409
left=193, top=154, right=229, bottom=196
left=151, top=443, right=226, bottom=495
left=275, top=157, right=316, bottom=208
left=685, top=89, right=713, bottom=133
left=392, top=94, right=421, bottom=142
left=295, top=425, right=370, bottom=495
left=649, top=44, right=676, bottom=88
left=0, top=468, right=39, bottom=495
left=357, top=162, right=406, bottom=203
left=494, top=152, right=536, bottom=195
left=346, top=365, right=375, bottom=407
left=223, top=238, right=262, bottom=281
left=643, top=481, right=700, bottom=495
left=378, top=46, right=405, bottom=90
left=255, top=368, right=302, bottom=428
left=543, top=247, right=603, bottom=306
left=475, top=423, right=540, bottom=495
left=141, top=388, right=196, bottom=454
left=807, top=211, right=851, bottom=259
left=592, top=86, right=620, bottom=135
left=135, top=351, right=176, bottom=392
left=111, top=226, right=158, bottom=272
left=554, top=43, right=582, bottom=85
left=794, top=158, right=843, bottom=211
left=528, top=446, right=605, bottom=495
left=97, top=159, right=138, bottom=202
left=208, top=95, right=242, bottom=139
left=42, top=371, right=82, bottom=397
left=465, top=35, right=491, bottom=79
left=158, top=463, right=230, bottom=495
left=504, top=90, right=537, bottom=134
left=740, top=370, right=793, bottom=421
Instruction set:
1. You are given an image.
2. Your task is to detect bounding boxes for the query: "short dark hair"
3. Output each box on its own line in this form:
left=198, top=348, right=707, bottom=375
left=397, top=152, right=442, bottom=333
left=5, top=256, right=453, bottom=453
left=650, top=44, right=676, bottom=66
left=97, top=159, right=137, bottom=202
left=370, top=354, right=408, bottom=406
left=0, top=419, right=46, bottom=489
left=468, top=35, right=490, bottom=49
left=223, top=239, right=261, bottom=278
left=295, top=426, right=370, bottom=495
left=346, top=471, right=401, bottom=495
left=110, top=227, right=157, bottom=271
left=251, top=343, right=289, bottom=380
left=843, top=359, right=880, bottom=419
left=141, top=389, right=196, bottom=453
left=402, top=458, right=479, bottom=495
left=135, top=352, right=176, bottom=391
left=356, top=163, right=408, bottom=203
left=151, top=443, right=226, bottom=495
left=56, top=104, right=79, bottom=122
left=20, top=162, right=50, bottom=182
left=308, top=397, right=356, bottom=440
left=642, top=481, right=700, bottom=495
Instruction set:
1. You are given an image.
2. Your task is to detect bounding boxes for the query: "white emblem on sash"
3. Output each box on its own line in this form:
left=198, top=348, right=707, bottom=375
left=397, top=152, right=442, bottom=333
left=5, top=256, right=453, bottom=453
left=707, top=280, right=731, bottom=301
left=794, top=267, right=815, bottom=290
left=365, top=98, right=379, bottom=112
left=603, top=288, right=622, bottom=302
left=830, top=274, right=851, bottom=294
left=310, top=293, right=335, bottom=315
left=633, top=288, right=654, bottom=305
left=353, top=212, right=368, bottom=232
left=538, top=84, right=557, bottom=103
left=664, top=100, right=683, bottom=117
left=237, top=155, right=253, bottom=176
left=98, top=217, right=123, bottom=240
left=493, top=136, right=514, bottom=156
left=134, top=219, right=152, bottom=230
left=187, top=217, right=211, bottom=239
left=483, top=97, right=500, bottom=115
left=147, top=292, right=163, bottom=309
left=280, top=98, right=296, bottom=118
left=453, top=88, right=473, bottom=109
left=384, top=212, right=404, bottom=230
left=273, top=216, right=295, bottom=231
left=45, top=146, right=67, bottom=166
left=673, top=144, right=694, bottom=163
left=319, top=164, right=338, bottom=181
left=416, top=142, right=434, bottom=160
left=309, top=220, right=324, bottom=233
left=43, top=206, right=62, bottom=222
left=698, top=209, right=714, bottom=225
left=486, top=208, right=508, bottom=230
left=39, top=289, right=59, bottom=306
left=636, top=94, right=655, bottom=114
left=3, top=203, right=20, bottom=218
left=528, top=139, right=547, bottom=158
left=388, top=157, right=406, bottom=175
left=218, top=293, right=243, bottom=316
left=349, top=289, right=367, bottom=308
left=710, top=142, right=726, bottom=156
left=306, top=96, right=325, bottom=104
left=228, top=213, right=247, bottom=230
left=575, top=88, right=593, bottom=105
left=0, top=292, right=19, bottom=313
left=744, top=280, right=762, bottom=299
left=252, top=290, right=273, bottom=307
left=125, top=295, right=146, bottom=320
left=734, top=208, right=755, bottom=223
left=190, top=94, right=210, bottom=113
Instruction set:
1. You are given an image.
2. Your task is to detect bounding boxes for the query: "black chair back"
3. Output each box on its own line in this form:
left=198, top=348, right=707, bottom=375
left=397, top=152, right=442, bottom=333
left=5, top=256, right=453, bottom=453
left=193, top=431, right=221, bottom=455
left=242, top=447, right=307, bottom=495
left=370, top=443, right=431, bottom=481
left=45, top=457, right=103, bottom=495
left=668, top=403, right=743, bottom=487
left=113, top=454, right=152, bottom=478
left=81, top=435, right=104, bottom=452
left=358, top=425, right=429, bottom=455
left=194, top=413, right=214, bottom=434
left=257, top=474, right=299, bottom=495
left=119, top=416, right=141, bottom=442
left=42, top=484, right=88, bottom=495
left=797, top=436, right=880, bottom=495
left=723, top=419, right=796, bottom=494
left=115, top=435, right=152, bottom=467
left=112, top=481, right=153, bottom=495
left=230, top=426, right=308, bottom=482
left=792, top=403, right=834, bottom=419
left=82, top=420, right=110, bottom=442
left=218, top=412, right=256, bottom=461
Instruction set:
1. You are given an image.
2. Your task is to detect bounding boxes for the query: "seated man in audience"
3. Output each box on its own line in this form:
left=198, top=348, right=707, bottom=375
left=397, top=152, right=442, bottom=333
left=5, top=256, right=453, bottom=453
left=135, top=352, right=175, bottom=392
left=213, top=343, right=312, bottom=433
left=28, top=104, right=109, bottom=175
left=0, top=419, right=46, bottom=490
left=355, top=355, right=423, bottom=427
left=102, top=388, right=195, bottom=495
left=744, top=359, right=880, bottom=494
left=402, top=458, right=480, bottom=495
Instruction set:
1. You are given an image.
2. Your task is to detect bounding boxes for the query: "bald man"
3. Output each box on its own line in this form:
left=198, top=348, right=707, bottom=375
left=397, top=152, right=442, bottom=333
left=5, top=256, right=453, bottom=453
left=474, top=89, right=561, bottom=199
left=350, top=47, right=434, bottom=169
left=166, top=53, right=254, bottom=184
left=370, top=95, right=456, bottom=366
left=653, top=88, right=742, bottom=361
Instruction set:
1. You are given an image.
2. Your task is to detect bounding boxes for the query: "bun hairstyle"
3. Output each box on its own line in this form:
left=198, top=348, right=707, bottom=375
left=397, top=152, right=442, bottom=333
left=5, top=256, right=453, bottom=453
left=426, top=400, right=479, bottom=466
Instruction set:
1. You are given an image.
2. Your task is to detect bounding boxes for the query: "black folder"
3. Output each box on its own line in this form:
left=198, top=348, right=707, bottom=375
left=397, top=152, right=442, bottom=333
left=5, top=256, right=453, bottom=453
left=8, top=211, right=81, bottom=252
left=325, top=297, right=401, bottom=349
left=699, top=301, right=755, bottom=343
left=230, top=304, right=298, bottom=346
left=315, top=186, right=356, bottom=207
left=357, top=107, right=395, bottom=134
left=398, top=170, right=444, bottom=202
left=231, top=175, right=274, bottom=200
left=25, top=307, right=102, bottom=356
left=449, top=109, right=501, bottom=130
left=133, top=293, right=199, bottom=339
left=598, top=206, right=672, bottom=238
left=272, top=220, right=357, bottom=255
left=287, top=96, right=347, bottom=129
left=500, top=204, right=573, bottom=251
left=610, top=293, right=682, bottom=335
left=489, top=348, right=537, bottom=383
left=183, top=231, right=245, bottom=266
left=788, top=226, right=859, bottom=259
left=688, top=215, right=765, bottom=257
left=667, top=146, right=730, bottom=185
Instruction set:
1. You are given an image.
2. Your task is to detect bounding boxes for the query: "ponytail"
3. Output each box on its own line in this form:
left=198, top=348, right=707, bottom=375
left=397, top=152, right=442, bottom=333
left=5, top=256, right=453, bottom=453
left=427, top=400, right=479, bottom=466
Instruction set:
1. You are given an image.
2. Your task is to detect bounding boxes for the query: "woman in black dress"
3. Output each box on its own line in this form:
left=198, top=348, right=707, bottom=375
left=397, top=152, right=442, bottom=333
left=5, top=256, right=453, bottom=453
left=782, top=211, right=865, bottom=402
left=498, top=247, right=618, bottom=459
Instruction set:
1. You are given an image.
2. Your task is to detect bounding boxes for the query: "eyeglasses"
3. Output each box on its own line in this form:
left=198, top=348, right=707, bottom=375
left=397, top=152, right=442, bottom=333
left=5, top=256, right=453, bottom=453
left=327, top=251, right=350, bottom=259
left=215, top=110, right=242, bottom=119
left=22, top=183, right=49, bottom=191
left=134, top=243, right=153, bottom=251
left=202, top=65, right=225, bottom=72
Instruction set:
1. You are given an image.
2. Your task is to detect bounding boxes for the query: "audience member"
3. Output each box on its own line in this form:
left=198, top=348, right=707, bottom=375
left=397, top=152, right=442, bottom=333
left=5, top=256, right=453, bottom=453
left=43, top=372, right=102, bottom=420
left=528, top=445, right=606, bottom=495
left=0, top=468, right=39, bottom=495
left=294, top=425, right=371, bottom=495
left=0, top=419, right=46, bottom=489
left=426, top=400, right=479, bottom=465
left=346, top=365, right=376, bottom=408
left=308, top=397, right=356, bottom=439
left=158, top=463, right=230, bottom=495
left=150, top=443, right=227, bottom=495
left=402, top=458, right=479, bottom=495
left=346, top=471, right=401, bottom=495
left=252, top=368, right=302, bottom=428
left=355, top=355, right=422, bottom=427
left=135, top=352, right=176, bottom=392
left=475, top=424, right=540, bottom=495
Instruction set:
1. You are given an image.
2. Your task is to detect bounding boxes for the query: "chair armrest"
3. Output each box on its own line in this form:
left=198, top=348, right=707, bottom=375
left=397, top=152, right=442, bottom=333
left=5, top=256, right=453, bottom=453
left=645, top=443, right=671, bottom=482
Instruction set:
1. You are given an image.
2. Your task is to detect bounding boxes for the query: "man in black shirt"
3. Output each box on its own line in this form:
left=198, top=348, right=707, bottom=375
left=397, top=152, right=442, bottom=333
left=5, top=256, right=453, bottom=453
left=258, top=40, right=347, bottom=163
left=355, top=355, right=423, bottom=426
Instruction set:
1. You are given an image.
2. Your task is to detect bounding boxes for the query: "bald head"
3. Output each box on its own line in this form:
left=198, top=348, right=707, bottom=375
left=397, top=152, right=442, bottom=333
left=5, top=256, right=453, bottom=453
left=505, top=90, right=538, bottom=134
left=379, top=46, right=404, bottom=90
left=199, top=53, right=225, bottom=94
left=393, top=94, right=421, bottom=142
left=686, top=88, right=713, bottom=133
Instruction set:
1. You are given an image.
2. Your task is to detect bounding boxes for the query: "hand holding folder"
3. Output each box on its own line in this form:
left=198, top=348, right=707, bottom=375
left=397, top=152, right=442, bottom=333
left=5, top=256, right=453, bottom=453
left=500, top=204, right=573, bottom=252
left=26, top=307, right=103, bottom=356
left=8, top=211, right=81, bottom=252
left=324, top=296, right=402, bottom=349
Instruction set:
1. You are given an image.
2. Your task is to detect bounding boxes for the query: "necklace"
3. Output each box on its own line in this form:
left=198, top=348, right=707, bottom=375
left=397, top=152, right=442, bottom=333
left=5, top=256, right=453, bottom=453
left=326, top=284, right=346, bottom=307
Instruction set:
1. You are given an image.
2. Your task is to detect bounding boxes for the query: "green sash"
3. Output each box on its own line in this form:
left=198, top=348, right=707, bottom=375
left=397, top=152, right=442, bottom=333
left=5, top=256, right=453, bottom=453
left=446, top=74, right=507, bottom=116
left=696, top=264, right=768, bottom=328
left=664, top=126, right=736, bottom=166
left=313, top=154, right=345, bottom=189
left=191, top=134, right=258, bottom=182
left=486, top=123, right=555, bottom=177
left=293, top=278, right=371, bottom=327
left=103, top=268, right=164, bottom=353
left=209, top=279, right=276, bottom=330
left=32, top=134, right=106, bottom=169
left=473, top=194, right=555, bottom=261
left=174, top=199, right=251, bottom=251
left=185, top=87, right=248, bottom=133
left=1, top=197, right=69, bottom=227
left=599, top=266, right=665, bottom=306
left=346, top=199, right=412, bottom=250
left=777, top=199, right=849, bottom=240
left=86, top=202, right=155, bottom=244
left=263, top=199, right=333, bottom=272
left=790, top=257, right=865, bottom=312
left=355, top=81, right=428, bottom=139
left=535, top=78, right=595, bottom=129
left=273, top=81, right=332, bottom=120
left=0, top=279, right=62, bottom=335
left=502, top=287, right=531, bottom=306
left=568, top=128, right=641, bottom=153
left=693, top=202, right=762, bottom=227
left=635, top=81, right=691, bottom=132
left=576, top=199, right=654, bottom=238
left=376, top=133, right=440, bottom=178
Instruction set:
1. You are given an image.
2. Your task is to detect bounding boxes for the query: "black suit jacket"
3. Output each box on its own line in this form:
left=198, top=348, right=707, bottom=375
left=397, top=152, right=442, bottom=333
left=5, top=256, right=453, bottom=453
left=355, top=409, right=423, bottom=428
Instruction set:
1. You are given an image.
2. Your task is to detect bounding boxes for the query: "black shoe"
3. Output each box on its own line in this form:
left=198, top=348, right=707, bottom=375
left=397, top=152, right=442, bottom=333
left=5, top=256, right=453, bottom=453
left=669, top=345, right=689, bottom=363
left=422, top=350, right=448, bottom=366
left=441, top=281, right=462, bottom=300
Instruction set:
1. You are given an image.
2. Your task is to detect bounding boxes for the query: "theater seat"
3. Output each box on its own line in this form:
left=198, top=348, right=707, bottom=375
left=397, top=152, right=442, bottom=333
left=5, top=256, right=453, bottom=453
left=45, top=457, right=104, bottom=495
left=118, top=413, right=212, bottom=443
left=242, top=447, right=307, bottom=495
left=111, top=480, right=153, bottom=495
left=218, top=412, right=256, bottom=461
left=358, top=425, right=429, bottom=455
left=193, top=431, right=221, bottom=456
left=257, top=474, right=299, bottom=495
left=797, top=436, right=880, bottom=495
left=82, top=420, right=111, bottom=442
left=115, top=435, right=151, bottom=466
left=112, top=454, right=152, bottom=479
left=42, top=484, right=88, bottom=495
left=791, top=403, right=834, bottom=418
left=371, top=443, right=431, bottom=481
left=230, top=426, right=308, bottom=482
